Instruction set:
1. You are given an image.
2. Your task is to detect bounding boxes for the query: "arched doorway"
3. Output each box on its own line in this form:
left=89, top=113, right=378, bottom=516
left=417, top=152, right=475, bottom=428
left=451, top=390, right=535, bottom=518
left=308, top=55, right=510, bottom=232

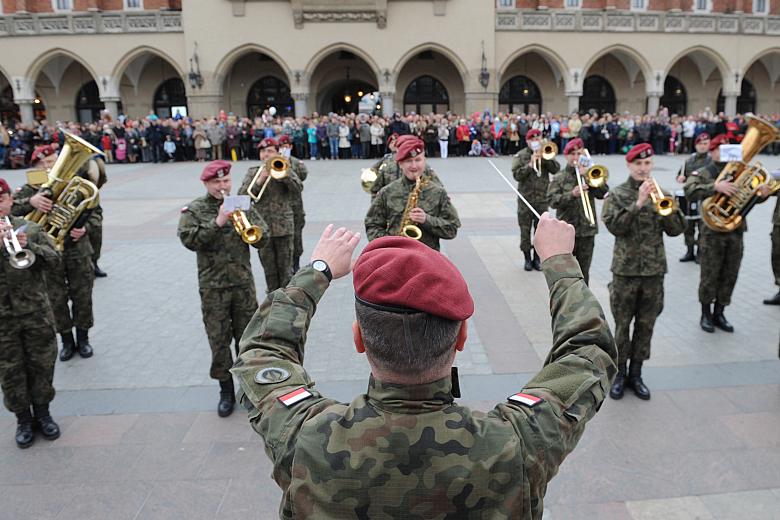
left=660, top=76, right=687, bottom=115
left=245, top=76, right=294, bottom=118
left=30, top=53, right=99, bottom=122
left=665, top=49, right=728, bottom=114
left=153, top=78, right=187, bottom=118
left=75, top=81, right=104, bottom=123
left=403, top=75, right=449, bottom=114
left=716, top=79, right=757, bottom=114
left=499, top=75, right=542, bottom=114
left=580, top=75, right=616, bottom=114
left=1, top=85, right=20, bottom=125
left=309, top=50, right=378, bottom=115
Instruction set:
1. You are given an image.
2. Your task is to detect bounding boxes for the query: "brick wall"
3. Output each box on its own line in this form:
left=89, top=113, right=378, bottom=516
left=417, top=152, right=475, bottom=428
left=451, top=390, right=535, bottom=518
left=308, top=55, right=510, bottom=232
left=2, top=0, right=178, bottom=12
left=498, top=0, right=776, bottom=10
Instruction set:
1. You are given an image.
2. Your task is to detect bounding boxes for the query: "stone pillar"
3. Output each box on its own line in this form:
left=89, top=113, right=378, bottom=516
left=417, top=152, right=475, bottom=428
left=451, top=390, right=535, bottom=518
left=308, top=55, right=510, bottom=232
left=187, top=94, right=221, bottom=119
left=646, top=94, right=661, bottom=115
left=18, top=100, right=35, bottom=125
left=380, top=91, right=394, bottom=116
left=292, top=92, right=309, bottom=117
left=565, top=92, right=581, bottom=114
left=723, top=92, right=739, bottom=117
left=464, top=91, right=499, bottom=116
left=101, top=97, right=121, bottom=118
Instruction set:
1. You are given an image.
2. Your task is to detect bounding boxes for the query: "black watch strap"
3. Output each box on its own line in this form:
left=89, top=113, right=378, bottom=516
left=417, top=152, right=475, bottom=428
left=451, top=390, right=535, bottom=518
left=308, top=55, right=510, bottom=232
left=310, top=260, right=332, bottom=282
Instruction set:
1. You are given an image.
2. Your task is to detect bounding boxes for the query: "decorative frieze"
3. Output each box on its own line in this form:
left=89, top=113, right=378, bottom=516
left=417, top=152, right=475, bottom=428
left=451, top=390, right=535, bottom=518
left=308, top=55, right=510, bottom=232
left=0, top=11, right=183, bottom=37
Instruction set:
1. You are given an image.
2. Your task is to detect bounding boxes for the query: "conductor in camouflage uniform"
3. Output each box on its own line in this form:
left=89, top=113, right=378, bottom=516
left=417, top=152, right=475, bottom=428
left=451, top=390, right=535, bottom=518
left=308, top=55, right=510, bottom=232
left=765, top=194, right=780, bottom=305
left=278, top=135, right=309, bottom=272
left=603, top=144, right=685, bottom=401
left=365, top=136, right=459, bottom=251
left=676, top=133, right=711, bottom=263
left=239, top=138, right=303, bottom=292
left=1, top=178, right=62, bottom=449
left=547, top=138, right=608, bottom=285
left=513, top=128, right=561, bottom=271
left=178, top=160, right=268, bottom=417
left=231, top=215, right=616, bottom=519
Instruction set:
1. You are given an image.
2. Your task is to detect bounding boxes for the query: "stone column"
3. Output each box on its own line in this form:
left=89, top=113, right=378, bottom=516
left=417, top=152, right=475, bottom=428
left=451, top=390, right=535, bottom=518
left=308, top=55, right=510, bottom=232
left=18, top=100, right=35, bottom=125
left=187, top=94, right=221, bottom=119
left=100, top=97, right=121, bottom=119
left=565, top=92, right=581, bottom=114
left=464, top=91, right=499, bottom=116
left=723, top=92, right=739, bottom=117
left=646, top=93, right=661, bottom=115
left=292, top=92, right=309, bottom=117
left=380, top=91, right=394, bottom=116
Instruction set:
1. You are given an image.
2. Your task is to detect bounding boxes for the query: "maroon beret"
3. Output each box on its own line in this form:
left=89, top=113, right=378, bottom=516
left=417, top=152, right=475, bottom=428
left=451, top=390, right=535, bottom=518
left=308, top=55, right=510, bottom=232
left=353, top=236, right=474, bottom=321
left=257, top=137, right=278, bottom=150
left=526, top=129, right=541, bottom=140
left=395, top=135, right=425, bottom=162
left=200, top=160, right=232, bottom=181
left=31, top=145, right=56, bottom=166
left=564, top=138, right=584, bottom=155
left=695, top=133, right=710, bottom=144
left=277, top=135, right=291, bottom=145
left=0, top=178, right=9, bottom=196
left=709, top=134, right=729, bottom=152
left=626, top=143, right=653, bottom=162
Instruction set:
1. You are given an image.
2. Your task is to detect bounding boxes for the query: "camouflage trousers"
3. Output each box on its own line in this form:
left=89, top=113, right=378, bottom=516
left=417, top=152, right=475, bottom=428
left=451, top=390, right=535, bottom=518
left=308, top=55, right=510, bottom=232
left=609, top=275, right=664, bottom=366
left=698, top=227, right=743, bottom=306
left=199, top=284, right=258, bottom=381
left=772, top=225, right=780, bottom=287
left=293, top=210, right=305, bottom=263
left=683, top=218, right=701, bottom=249
left=49, top=254, right=95, bottom=333
left=573, top=235, right=595, bottom=286
left=259, top=235, right=293, bottom=293
left=517, top=199, right=549, bottom=253
left=0, top=315, right=57, bottom=414
left=89, top=221, right=102, bottom=264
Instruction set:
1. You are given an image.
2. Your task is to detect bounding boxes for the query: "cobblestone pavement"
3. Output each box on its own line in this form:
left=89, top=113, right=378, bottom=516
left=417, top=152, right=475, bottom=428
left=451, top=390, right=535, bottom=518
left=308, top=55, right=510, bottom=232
left=1, top=154, right=779, bottom=520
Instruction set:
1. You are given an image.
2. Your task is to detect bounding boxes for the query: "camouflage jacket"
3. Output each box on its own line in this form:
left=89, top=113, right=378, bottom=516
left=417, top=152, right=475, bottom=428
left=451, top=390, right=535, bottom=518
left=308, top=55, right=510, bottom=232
left=548, top=165, right=608, bottom=237
left=773, top=196, right=779, bottom=226
left=370, top=156, right=442, bottom=197
left=365, top=175, right=460, bottom=251
left=11, top=183, right=37, bottom=216
left=602, top=177, right=685, bottom=277
left=290, top=157, right=308, bottom=217
left=684, top=161, right=746, bottom=234
left=239, top=165, right=302, bottom=237
left=232, top=256, right=616, bottom=520
left=683, top=152, right=712, bottom=178
left=0, top=216, right=60, bottom=318
left=177, top=194, right=268, bottom=289
left=512, top=148, right=561, bottom=206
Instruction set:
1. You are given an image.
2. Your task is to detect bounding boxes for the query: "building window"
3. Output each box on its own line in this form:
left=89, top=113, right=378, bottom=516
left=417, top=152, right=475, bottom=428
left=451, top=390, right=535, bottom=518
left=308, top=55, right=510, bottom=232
left=499, top=75, right=542, bottom=115
left=631, top=0, right=646, bottom=10
left=124, top=0, right=144, bottom=9
left=579, top=76, right=616, bottom=115
left=753, top=0, right=769, bottom=13
left=403, top=76, right=450, bottom=115
left=52, top=0, right=73, bottom=11
left=694, top=0, right=711, bottom=12
left=496, top=0, right=514, bottom=7
left=246, top=77, right=294, bottom=118
left=566, top=0, right=581, bottom=7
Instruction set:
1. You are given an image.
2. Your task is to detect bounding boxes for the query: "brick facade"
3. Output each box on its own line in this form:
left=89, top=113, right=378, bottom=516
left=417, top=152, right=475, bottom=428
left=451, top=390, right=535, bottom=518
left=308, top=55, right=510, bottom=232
left=497, top=0, right=775, bottom=11
left=2, top=0, right=179, bottom=13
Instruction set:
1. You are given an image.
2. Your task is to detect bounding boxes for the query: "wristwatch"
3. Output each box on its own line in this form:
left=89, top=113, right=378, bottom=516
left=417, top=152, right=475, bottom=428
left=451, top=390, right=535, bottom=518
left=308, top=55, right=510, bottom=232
left=310, top=260, right=332, bottom=282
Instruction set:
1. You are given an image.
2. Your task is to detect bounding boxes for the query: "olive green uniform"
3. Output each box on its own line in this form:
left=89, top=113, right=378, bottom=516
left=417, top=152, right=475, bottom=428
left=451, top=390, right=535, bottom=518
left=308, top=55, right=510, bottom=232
left=289, top=156, right=308, bottom=267
left=681, top=152, right=712, bottom=249
left=771, top=196, right=780, bottom=288
left=370, top=154, right=442, bottom=198
left=512, top=148, right=560, bottom=253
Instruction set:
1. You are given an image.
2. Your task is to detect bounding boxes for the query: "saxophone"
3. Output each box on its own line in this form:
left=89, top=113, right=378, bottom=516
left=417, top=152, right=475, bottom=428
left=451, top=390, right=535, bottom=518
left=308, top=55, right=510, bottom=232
left=399, top=176, right=427, bottom=240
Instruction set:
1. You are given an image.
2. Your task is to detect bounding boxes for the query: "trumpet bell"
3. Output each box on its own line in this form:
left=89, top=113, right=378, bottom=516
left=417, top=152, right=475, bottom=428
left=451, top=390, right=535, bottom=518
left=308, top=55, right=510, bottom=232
left=10, top=249, right=36, bottom=269
left=586, top=165, right=609, bottom=188
left=541, top=142, right=558, bottom=161
left=655, top=198, right=676, bottom=217
left=401, top=224, right=423, bottom=240
left=230, top=210, right=263, bottom=244
left=268, top=157, right=290, bottom=180
left=360, top=168, right=378, bottom=193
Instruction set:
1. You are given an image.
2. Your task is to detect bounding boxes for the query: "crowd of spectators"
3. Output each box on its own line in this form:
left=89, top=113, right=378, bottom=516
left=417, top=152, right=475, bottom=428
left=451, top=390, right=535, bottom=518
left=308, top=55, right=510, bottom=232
left=1, top=108, right=779, bottom=169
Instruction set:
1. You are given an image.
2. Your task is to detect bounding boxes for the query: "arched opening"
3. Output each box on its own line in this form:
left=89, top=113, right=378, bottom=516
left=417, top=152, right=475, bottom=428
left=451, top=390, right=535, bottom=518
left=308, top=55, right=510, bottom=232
left=499, top=75, right=542, bottom=115
left=395, top=49, right=465, bottom=115
left=717, top=79, right=757, bottom=114
left=75, top=80, right=104, bottom=123
left=580, top=75, right=616, bottom=114
left=1, top=84, right=20, bottom=125
left=30, top=53, right=99, bottom=122
left=660, top=76, right=687, bottom=116
left=245, top=76, right=294, bottom=118
left=403, top=75, right=449, bottom=114
left=740, top=51, right=780, bottom=115
left=309, top=50, right=378, bottom=115
left=221, top=51, right=292, bottom=117
left=665, top=49, right=728, bottom=114
left=153, top=78, right=188, bottom=118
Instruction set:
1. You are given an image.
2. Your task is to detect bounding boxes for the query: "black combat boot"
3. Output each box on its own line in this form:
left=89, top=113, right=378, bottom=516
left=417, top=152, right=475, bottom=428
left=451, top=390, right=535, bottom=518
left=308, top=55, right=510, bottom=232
left=217, top=379, right=236, bottom=418
left=523, top=251, right=533, bottom=272
left=32, top=404, right=61, bottom=441
left=679, top=246, right=695, bottom=262
left=712, top=303, right=734, bottom=333
left=609, top=363, right=627, bottom=400
left=700, top=303, right=715, bottom=333
left=531, top=250, right=542, bottom=271
left=94, top=262, right=108, bottom=278
left=627, top=360, right=651, bottom=400
left=15, top=409, right=34, bottom=449
left=59, top=330, right=76, bottom=361
left=75, top=328, right=94, bottom=358
left=763, top=290, right=780, bottom=305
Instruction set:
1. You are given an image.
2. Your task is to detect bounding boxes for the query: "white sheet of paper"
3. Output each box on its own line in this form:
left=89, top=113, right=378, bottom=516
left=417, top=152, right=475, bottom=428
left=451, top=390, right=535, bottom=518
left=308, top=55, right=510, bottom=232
left=720, top=144, right=742, bottom=162
left=223, top=195, right=250, bottom=212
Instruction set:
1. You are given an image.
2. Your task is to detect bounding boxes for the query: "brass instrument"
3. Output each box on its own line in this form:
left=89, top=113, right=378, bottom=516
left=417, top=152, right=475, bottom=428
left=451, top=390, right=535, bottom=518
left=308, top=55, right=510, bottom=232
left=649, top=178, right=676, bottom=217
left=701, top=115, right=780, bottom=232
left=360, top=167, right=378, bottom=193
left=574, top=151, right=596, bottom=226
left=3, top=217, right=36, bottom=269
left=26, top=132, right=102, bottom=251
left=220, top=191, right=263, bottom=244
left=399, top=176, right=427, bottom=240
left=533, top=141, right=558, bottom=174
left=246, top=156, right=291, bottom=203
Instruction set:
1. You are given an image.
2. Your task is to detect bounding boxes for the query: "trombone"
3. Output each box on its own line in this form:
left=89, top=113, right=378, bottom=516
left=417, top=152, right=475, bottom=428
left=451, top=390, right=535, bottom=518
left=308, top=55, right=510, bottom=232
left=648, top=178, right=676, bottom=217
left=3, top=217, right=36, bottom=269
left=246, top=156, right=290, bottom=203
left=575, top=151, right=597, bottom=226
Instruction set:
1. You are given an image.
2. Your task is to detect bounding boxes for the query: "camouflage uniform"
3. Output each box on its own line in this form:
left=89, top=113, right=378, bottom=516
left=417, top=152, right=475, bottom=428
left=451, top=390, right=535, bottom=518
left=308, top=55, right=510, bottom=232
left=370, top=155, right=442, bottom=198
left=83, top=157, right=107, bottom=268
left=239, top=165, right=302, bottom=292
left=602, top=177, right=685, bottom=366
left=547, top=164, right=608, bottom=285
left=681, top=152, right=712, bottom=249
left=684, top=161, right=744, bottom=306
left=512, top=148, right=560, bottom=253
left=231, top=256, right=617, bottom=520
left=289, top=156, right=309, bottom=268
left=10, top=183, right=37, bottom=216
left=177, top=194, right=268, bottom=382
left=0, top=217, right=60, bottom=414
left=365, top=175, right=460, bottom=251
left=772, top=197, right=780, bottom=288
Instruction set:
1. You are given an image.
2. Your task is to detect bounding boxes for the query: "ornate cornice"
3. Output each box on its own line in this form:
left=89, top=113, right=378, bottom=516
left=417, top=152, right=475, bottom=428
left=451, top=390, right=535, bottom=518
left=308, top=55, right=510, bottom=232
left=0, top=11, right=182, bottom=37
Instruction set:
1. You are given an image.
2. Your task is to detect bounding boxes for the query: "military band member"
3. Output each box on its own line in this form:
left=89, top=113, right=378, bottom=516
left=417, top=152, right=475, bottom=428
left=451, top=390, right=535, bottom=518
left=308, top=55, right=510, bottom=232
left=677, top=133, right=712, bottom=263
left=11, top=145, right=58, bottom=216
left=766, top=194, right=780, bottom=305
left=1, top=178, right=62, bottom=448
left=177, top=161, right=269, bottom=417
left=278, top=134, right=309, bottom=272
left=513, top=128, right=561, bottom=271
left=603, top=144, right=685, bottom=401
left=84, top=156, right=108, bottom=278
left=548, top=138, right=608, bottom=285
left=365, top=136, right=460, bottom=251
left=239, top=138, right=303, bottom=292
left=232, top=217, right=616, bottom=519
left=369, top=134, right=443, bottom=198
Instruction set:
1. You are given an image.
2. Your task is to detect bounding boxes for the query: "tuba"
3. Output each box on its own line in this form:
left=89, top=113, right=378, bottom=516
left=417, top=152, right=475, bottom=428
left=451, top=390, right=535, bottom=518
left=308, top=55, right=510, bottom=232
left=246, top=156, right=290, bottom=202
left=701, top=115, right=780, bottom=232
left=26, top=132, right=103, bottom=251
left=399, top=176, right=427, bottom=240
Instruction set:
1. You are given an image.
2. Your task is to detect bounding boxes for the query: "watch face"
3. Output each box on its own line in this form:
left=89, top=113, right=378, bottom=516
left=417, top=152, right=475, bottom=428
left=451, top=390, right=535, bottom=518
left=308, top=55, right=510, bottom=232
left=312, top=260, right=327, bottom=271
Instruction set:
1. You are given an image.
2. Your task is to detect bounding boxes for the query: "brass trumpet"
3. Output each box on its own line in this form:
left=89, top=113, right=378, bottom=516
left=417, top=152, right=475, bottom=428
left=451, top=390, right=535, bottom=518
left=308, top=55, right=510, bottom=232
left=246, top=156, right=290, bottom=202
left=648, top=178, right=676, bottom=216
left=220, top=191, right=263, bottom=244
left=3, top=217, right=36, bottom=269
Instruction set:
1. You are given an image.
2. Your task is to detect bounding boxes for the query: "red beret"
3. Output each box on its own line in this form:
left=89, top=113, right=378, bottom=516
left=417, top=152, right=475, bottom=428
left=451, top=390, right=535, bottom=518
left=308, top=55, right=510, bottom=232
left=626, top=143, right=653, bottom=162
left=0, top=178, right=9, bottom=196
left=395, top=135, right=425, bottom=162
left=353, top=236, right=474, bottom=321
left=31, top=145, right=56, bottom=166
left=200, top=160, right=232, bottom=181
left=257, top=137, right=278, bottom=150
left=564, top=138, right=584, bottom=155
left=526, top=129, right=541, bottom=140
left=277, top=135, right=291, bottom=145
left=695, top=133, right=710, bottom=144
left=709, top=134, right=729, bottom=152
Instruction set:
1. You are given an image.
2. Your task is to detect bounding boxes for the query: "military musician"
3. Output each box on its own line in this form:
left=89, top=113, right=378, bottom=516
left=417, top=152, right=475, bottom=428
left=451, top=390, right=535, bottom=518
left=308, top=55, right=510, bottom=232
left=676, top=133, right=712, bottom=263
left=277, top=134, right=309, bottom=272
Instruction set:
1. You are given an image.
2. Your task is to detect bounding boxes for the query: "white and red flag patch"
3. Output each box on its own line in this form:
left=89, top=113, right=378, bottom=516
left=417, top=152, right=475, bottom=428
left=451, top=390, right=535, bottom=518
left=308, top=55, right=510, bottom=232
left=508, top=392, right=543, bottom=408
left=278, top=387, right=313, bottom=407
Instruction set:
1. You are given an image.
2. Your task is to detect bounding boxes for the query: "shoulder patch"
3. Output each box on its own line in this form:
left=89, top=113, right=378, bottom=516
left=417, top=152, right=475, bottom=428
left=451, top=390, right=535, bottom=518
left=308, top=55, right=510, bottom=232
left=508, top=392, right=544, bottom=408
left=180, top=206, right=189, bottom=213
left=278, top=387, right=312, bottom=407
left=255, top=367, right=290, bottom=385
